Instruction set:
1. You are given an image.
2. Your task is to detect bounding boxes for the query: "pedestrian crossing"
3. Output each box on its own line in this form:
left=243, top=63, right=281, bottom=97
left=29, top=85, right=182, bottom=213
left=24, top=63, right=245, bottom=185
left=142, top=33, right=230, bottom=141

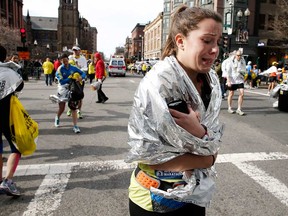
left=2, top=152, right=288, bottom=215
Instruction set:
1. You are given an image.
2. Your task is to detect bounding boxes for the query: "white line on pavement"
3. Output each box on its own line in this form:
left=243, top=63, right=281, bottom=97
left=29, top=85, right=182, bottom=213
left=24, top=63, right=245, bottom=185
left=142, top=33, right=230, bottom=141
left=3, top=152, right=287, bottom=215
left=216, top=152, right=288, bottom=163
left=233, top=162, right=288, bottom=207
left=9, top=152, right=288, bottom=177
left=245, top=89, right=270, bottom=96
left=23, top=173, right=71, bottom=216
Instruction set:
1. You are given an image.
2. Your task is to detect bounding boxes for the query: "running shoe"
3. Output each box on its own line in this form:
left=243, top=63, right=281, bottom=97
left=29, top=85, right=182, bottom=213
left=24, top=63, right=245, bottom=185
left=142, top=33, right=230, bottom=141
left=0, top=179, right=20, bottom=196
left=236, top=109, right=245, bottom=116
left=73, top=126, right=81, bottom=134
left=227, top=108, right=235, bottom=114
left=55, top=116, right=60, bottom=127
left=67, top=109, right=71, bottom=116
left=77, top=111, right=83, bottom=119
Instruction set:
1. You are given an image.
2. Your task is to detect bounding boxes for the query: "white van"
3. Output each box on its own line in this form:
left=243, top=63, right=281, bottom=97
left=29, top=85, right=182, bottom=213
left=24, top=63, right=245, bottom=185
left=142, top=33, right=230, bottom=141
left=108, top=55, right=126, bottom=77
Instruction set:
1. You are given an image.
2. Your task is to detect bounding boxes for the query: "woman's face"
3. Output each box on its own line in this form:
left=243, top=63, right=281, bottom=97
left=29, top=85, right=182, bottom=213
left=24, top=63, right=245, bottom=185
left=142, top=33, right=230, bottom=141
left=61, top=57, right=69, bottom=67
left=176, top=18, right=222, bottom=75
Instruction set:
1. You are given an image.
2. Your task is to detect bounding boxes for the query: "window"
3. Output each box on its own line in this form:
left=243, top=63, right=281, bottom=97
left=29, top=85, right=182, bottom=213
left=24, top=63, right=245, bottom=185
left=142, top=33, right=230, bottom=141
left=201, top=0, right=212, bottom=5
left=8, top=0, right=13, bottom=13
left=268, top=15, right=275, bottom=30
left=111, top=60, right=117, bottom=66
left=0, top=0, right=6, bottom=9
left=225, top=12, right=232, bottom=29
left=259, top=14, right=265, bottom=30
left=118, top=61, right=124, bottom=66
left=163, top=18, right=169, bottom=28
left=164, top=3, right=170, bottom=12
left=188, top=1, right=195, bottom=7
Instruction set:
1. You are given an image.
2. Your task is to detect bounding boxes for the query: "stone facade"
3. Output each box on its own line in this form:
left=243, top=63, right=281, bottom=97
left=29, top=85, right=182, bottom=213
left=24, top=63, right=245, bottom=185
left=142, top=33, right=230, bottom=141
left=143, top=12, right=163, bottom=60
left=24, top=0, right=97, bottom=59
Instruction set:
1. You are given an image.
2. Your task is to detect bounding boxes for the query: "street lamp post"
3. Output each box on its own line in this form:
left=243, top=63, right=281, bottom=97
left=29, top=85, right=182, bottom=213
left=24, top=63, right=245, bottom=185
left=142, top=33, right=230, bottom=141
left=33, top=40, right=38, bottom=59
left=227, top=27, right=233, bottom=53
left=46, top=44, right=50, bottom=57
left=236, top=8, right=250, bottom=44
left=244, top=8, right=251, bottom=29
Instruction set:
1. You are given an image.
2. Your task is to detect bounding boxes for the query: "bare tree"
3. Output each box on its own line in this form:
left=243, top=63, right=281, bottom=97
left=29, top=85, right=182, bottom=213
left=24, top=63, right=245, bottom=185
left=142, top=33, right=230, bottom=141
left=268, top=0, right=288, bottom=40
left=0, top=18, right=21, bottom=55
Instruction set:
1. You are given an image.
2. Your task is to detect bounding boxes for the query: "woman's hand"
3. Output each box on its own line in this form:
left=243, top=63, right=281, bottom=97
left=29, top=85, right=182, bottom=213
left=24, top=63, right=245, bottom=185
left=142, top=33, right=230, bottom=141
left=169, top=106, right=206, bottom=138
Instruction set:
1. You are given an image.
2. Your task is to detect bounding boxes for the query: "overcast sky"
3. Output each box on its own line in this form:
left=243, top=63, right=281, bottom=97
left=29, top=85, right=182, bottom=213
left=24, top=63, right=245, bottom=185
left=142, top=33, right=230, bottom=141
left=22, top=0, right=163, bottom=58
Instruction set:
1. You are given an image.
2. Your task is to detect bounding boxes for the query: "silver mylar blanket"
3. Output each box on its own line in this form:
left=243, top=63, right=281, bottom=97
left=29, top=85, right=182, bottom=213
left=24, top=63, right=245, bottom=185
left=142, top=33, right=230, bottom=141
left=0, top=62, right=22, bottom=100
left=49, top=83, right=70, bottom=103
left=125, top=55, right=224, bottom=207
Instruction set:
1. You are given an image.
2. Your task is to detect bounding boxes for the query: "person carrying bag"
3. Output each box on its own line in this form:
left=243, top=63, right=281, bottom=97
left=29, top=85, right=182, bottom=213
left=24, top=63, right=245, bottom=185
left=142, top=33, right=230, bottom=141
left=9, top=95, right=38, bottom=156
left=0, top=45, right=27, bottom=196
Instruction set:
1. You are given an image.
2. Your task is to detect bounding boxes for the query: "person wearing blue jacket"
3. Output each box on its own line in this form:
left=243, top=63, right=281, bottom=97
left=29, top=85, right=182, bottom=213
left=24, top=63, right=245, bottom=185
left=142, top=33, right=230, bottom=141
left=54, top=53, right=86, bottom=133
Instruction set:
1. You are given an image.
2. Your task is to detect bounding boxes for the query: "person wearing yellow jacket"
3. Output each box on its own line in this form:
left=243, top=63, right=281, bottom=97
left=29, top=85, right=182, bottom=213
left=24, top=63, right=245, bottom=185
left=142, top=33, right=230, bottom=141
left=88, top=56, right=95, bottom=84
left=42, top=58, right=54, bottom=86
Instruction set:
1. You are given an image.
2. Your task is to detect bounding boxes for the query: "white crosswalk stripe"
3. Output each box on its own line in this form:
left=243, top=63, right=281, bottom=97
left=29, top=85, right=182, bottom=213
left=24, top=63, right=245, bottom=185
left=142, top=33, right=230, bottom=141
left=3, top=152, right=288, bottom=215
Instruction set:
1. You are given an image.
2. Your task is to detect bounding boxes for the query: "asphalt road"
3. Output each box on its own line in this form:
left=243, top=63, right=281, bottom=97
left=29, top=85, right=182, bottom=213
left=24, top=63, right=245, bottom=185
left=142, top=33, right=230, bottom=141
left=1, top=73, right=287, bottom=216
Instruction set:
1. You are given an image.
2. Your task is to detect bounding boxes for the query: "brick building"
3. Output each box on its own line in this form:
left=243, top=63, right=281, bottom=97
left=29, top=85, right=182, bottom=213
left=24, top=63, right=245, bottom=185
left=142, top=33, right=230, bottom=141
left=130, top=23, right=146, bottom=61
left=0, top=0, right=23, bottom=53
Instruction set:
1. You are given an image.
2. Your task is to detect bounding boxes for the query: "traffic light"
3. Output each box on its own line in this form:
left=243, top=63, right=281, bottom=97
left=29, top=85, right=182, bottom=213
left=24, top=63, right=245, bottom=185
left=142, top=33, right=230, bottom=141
left=20, top=28, right=26, bottom=44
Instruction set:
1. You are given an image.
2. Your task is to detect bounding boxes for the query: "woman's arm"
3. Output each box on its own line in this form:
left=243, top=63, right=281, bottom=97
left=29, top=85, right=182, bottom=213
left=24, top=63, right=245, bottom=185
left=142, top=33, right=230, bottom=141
left=151, top=106, right=216, bottom=172
left=149, top=153, right=216, bottom=172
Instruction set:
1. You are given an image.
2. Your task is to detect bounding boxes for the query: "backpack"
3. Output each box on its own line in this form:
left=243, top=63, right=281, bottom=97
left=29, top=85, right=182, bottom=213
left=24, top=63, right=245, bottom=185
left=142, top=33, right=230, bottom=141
left=69, top=79, right=84, bottom=101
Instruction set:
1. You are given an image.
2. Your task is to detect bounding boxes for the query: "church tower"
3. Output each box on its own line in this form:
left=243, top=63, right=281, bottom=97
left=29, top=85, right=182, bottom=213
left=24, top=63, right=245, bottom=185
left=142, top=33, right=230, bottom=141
left=57, top=0, right=79, bottom=51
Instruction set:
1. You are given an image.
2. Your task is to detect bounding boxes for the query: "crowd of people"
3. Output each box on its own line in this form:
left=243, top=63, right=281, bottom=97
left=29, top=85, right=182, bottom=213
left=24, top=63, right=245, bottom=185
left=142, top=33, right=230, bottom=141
left=0, top=44, right=109, bottom=197
left=128, top=61, right=154, bottom=76
left=213, top=49, right=288, bottom=116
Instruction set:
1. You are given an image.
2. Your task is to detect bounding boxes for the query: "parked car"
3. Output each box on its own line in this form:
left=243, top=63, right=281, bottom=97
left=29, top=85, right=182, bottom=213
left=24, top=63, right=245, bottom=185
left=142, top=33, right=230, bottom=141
left=108, top=55, right=126, bottom=77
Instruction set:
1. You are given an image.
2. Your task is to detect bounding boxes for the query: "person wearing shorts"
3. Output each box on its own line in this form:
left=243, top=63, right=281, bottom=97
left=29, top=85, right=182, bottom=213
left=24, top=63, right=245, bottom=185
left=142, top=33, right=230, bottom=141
left=246, top=61, right=253, bottom=89
left=54, top=54, right=86, bottom=133
left=226, top=50, right=247, bottom=116
left=267, top=62, right=278, bottom=95
left=0, top=45, right=24, bottom=196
